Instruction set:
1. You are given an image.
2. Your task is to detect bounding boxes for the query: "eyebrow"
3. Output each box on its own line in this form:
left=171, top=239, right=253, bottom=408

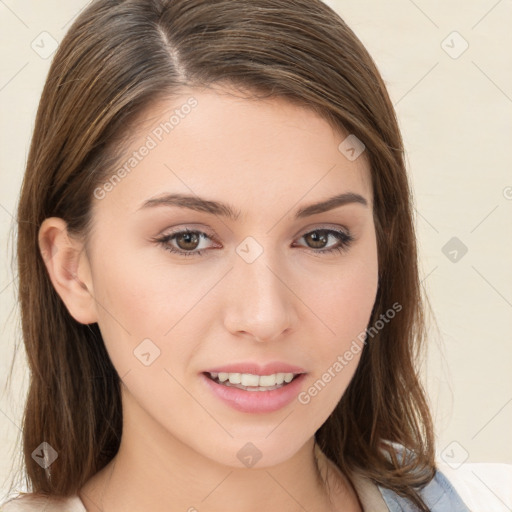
left=138, top=192, right=368, bottom=221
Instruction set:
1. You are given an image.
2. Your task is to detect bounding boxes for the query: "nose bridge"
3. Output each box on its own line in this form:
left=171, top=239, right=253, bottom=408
left=225, top=240, right=295, bottom=341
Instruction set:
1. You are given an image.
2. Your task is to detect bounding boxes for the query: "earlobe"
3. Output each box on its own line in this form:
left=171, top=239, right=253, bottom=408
left=38, top=217, right=98, bottom=325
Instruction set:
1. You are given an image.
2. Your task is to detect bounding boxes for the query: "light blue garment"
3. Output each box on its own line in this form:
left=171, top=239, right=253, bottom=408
left=377, top=468, right=471, bottom=511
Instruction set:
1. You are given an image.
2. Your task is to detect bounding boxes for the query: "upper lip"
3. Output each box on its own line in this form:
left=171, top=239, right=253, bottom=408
left=204, top=362, right=306, bottom=376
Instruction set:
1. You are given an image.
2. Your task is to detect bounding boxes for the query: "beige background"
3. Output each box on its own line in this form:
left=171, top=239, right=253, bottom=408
left=1, top=0, right=511, bottom=498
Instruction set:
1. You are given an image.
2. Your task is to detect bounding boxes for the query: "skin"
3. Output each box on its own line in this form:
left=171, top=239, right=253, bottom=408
left=39, top=84, right=379, bottom=512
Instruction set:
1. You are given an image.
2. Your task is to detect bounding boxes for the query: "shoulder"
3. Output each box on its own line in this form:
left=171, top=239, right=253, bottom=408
left=377, top=467, right=472, bottom=511
left=375, top=442, right=512, bottom=511
left=0, top=493, right=86, bottom=512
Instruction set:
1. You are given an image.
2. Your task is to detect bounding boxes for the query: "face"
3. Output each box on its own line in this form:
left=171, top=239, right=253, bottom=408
left=71, top=85, right=378, bottom=468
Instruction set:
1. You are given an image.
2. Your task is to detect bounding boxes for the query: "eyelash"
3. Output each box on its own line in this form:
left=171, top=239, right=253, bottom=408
left=152, top=227, right=354, bottom=258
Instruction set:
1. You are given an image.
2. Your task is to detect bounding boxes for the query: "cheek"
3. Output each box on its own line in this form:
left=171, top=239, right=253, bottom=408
left=298, top=236, right=378, bottom=399
left=89, top=238, right=219, bottom=382
left=100, top=242, right=219, bottom=318
left=308, top=274, right=374, bottom=381
left=296, top=261, right=377, bottom=418
left=303, top=244, right=378, bottom=346
left=332, top=258, right=378, bottom=338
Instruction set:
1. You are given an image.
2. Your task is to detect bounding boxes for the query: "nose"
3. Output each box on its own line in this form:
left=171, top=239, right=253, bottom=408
left=223, top=250, right=297, bottom=343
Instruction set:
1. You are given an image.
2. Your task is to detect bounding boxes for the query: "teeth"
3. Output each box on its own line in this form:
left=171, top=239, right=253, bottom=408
left=207, top=372, right=297, bottom=387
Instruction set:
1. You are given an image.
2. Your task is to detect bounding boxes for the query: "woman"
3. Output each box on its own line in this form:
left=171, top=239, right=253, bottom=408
left=2, top=0, right=471, bottom=510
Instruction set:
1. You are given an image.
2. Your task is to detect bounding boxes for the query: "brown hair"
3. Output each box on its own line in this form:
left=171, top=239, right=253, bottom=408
left=11, top=0, right=435, bottom=509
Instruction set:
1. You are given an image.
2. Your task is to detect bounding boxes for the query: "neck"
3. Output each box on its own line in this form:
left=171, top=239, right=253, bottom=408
left=79, top=387, right=358, bottom=512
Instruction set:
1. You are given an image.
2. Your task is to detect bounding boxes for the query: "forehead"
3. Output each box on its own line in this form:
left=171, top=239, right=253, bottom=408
left=93, top=85, right=373, bottom=218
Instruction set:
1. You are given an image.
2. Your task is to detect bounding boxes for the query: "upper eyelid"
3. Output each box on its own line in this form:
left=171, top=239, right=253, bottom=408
left=157, top=225, right=352, bottom=246
left=159, top=223, right=351, bottom=238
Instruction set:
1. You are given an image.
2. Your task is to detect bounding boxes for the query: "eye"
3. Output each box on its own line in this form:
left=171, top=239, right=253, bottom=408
left=153, top=228, right=219, bottom=258
left=293, top=228, right=354, bottom=256
left=152, top=227, right=354, bottom=258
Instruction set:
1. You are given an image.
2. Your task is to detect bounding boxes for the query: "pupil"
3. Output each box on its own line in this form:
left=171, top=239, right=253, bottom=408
left=178, top=232, right=199, bottom=250
left=307, top=231, right=327, bottom=249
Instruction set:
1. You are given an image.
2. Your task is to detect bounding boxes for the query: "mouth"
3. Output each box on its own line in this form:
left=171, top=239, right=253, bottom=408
left=203, top=371, right=302, bottom=392
left=201, top=369, right=307, bottom=413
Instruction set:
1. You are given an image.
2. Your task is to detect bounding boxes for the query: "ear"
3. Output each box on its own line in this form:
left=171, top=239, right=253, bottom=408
left=38, top=217, right=98, bottom=325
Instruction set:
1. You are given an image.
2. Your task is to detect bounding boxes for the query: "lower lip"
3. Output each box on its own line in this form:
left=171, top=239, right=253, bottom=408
left=200, top=373, right=307, bottom=413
